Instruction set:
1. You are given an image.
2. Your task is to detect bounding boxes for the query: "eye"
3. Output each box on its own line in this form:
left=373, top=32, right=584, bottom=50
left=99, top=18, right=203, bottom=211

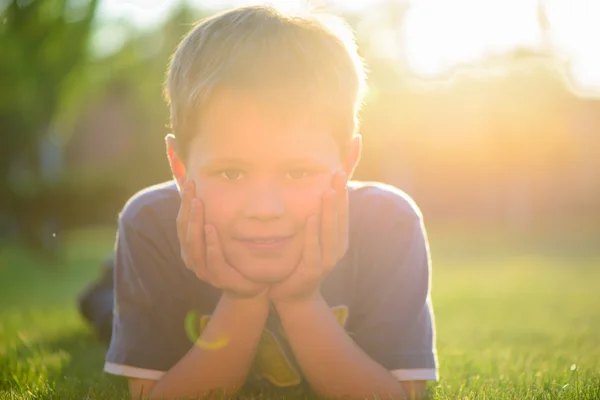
left=287, top=169, right=311, bottom=180
left=219, top=169, right=244, bottom=180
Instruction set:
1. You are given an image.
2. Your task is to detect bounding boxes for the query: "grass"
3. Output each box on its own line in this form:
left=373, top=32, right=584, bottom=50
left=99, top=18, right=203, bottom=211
left=1, top=225, right=599, bottom=399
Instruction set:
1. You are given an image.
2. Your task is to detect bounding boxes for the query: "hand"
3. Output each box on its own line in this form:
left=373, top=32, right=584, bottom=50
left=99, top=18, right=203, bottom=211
left=269, top=171, right=349, bottom=305
left=177, top=179, right=268, bottom=300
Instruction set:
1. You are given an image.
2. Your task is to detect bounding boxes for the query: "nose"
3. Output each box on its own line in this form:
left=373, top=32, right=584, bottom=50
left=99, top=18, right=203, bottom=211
left=244, top=180, right=285, bottom=221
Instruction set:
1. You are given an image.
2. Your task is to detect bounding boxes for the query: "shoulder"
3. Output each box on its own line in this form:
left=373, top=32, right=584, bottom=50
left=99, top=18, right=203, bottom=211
left=345, top=181, right=430, bottom=284
left=348, top=181, right=422, bottom=228
left=119, top=180, right=181, bottom=232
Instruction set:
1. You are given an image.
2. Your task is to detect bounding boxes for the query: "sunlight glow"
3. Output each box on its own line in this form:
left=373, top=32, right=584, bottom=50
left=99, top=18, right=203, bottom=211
left=545, top=0, right=600, bottom=94
left=97, top=0, right=600, bottom=94
left=97, top=0, right=174, bottom=27
left=403, top=0, right=542, bottom=78
left=402, top=0, right=600, bottom=94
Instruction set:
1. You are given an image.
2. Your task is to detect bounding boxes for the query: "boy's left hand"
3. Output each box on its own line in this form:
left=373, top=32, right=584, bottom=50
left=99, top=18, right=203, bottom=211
left=269, top=171, right=348, bottom=305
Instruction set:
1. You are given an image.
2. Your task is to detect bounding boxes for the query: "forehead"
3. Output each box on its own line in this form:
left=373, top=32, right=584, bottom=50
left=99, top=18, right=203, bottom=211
left=189, top=89, right=341, bottom=165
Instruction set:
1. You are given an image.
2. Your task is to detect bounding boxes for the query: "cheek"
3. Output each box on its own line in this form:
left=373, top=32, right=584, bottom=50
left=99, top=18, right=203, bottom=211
left=193, top=179, right=238, bottom=227
left=285, top=179, right=331, bottom=220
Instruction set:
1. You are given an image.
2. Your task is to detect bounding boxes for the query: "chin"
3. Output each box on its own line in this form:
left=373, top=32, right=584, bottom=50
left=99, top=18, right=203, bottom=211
left=231, top=258, right=298, bottom=284
left=245, top=272, right=290, bottom=284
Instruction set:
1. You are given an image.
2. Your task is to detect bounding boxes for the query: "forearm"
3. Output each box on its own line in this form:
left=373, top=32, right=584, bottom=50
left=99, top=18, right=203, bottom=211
left=275, top=294, right=405, bottom=400
left=149, top=294, right=269, bottom=399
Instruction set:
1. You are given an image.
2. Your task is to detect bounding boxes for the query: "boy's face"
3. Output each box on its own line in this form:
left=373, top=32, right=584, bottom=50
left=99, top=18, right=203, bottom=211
left=168, top=89, right=360, bottom=284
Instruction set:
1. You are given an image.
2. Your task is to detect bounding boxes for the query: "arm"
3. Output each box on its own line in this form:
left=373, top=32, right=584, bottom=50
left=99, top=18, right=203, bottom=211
left=134, top=293, right=269, bottom=400
left=269, top=173, right=406, bottom=398
left=128, top=379, right=156, bottom=400
left=106, top=181, right=269, bottom=400
left=141, top=185, right=270, bottom=399
left=127, top=299, right=426, bottom=400
left=276, top=295, right=406, bottom=399
left=269, top=176, right=437, bottom=399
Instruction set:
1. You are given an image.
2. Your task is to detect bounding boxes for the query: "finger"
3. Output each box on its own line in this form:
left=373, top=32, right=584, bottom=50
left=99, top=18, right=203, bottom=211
left=204, top=225, right=262, bottom=293
left=320, top=189, right=337, bottom=270
left=187, top=198, right=207, bottom=280
left=176, top=179, right=195, bottom=252
left=204, top=224, right=226, bottom=282
left=303, top=214, right=322, bottom=274
left=333, top=171, right=349, bottom=259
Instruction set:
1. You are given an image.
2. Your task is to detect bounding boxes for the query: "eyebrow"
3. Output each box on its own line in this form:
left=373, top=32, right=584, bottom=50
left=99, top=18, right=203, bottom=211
left=201, top=158, right=252, bottom=168
left=204, top=157, right=326, bottom=166
left=199, top=157, right=330, bottom=172
left=283, top=157, right=328, bottom=166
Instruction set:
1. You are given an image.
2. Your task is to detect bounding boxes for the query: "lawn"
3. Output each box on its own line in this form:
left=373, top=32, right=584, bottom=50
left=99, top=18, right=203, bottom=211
left=1, top=226, right=599, bottom=399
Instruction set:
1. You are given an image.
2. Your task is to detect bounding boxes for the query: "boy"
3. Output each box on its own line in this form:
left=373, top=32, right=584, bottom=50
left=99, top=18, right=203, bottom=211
left=103, top=5, right=438, bottom=400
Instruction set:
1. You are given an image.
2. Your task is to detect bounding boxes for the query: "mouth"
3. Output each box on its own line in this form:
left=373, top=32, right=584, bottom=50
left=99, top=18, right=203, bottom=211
left=236, top=235, right=294, bottom=250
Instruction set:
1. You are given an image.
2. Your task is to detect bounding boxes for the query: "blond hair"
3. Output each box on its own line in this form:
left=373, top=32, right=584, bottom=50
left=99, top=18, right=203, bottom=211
left=165, top=5, right=366, bottom=161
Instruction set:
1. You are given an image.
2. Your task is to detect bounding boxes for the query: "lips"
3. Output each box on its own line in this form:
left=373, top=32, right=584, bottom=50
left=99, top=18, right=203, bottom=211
left=243, top=237, right=288, bottom=243
left=236, top=235, right=294, bottom=250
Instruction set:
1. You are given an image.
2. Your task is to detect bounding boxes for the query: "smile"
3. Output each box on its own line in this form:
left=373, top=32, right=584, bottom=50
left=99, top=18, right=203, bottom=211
left=250, top=238, right=283, bottom=244
left=236, top=236, right=293, bottom=250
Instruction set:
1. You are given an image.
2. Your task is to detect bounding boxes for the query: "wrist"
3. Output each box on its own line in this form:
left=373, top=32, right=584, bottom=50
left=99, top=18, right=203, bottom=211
left=272, top=291, right=324, bottom=315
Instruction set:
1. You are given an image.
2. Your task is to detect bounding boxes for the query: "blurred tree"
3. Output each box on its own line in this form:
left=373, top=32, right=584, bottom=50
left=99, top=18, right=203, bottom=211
left=0, top=0, right=98, bottom=254
left=66, top=3, right=208, bottom=191
left=44, top=4, right=209, bottom=234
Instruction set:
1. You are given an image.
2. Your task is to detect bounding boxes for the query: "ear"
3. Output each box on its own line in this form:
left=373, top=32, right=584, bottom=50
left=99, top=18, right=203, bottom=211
left=165, top=134, right=187, bottom=193
left=341, top=133, right=362, bottom=179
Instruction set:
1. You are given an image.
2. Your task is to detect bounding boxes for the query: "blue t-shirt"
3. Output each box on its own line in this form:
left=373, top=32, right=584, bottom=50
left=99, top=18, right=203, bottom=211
left=104, top=180, right=438, bottom=387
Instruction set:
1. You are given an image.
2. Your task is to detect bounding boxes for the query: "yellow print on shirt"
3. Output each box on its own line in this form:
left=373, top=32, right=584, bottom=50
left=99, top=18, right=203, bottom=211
left=186, top=305, right=349, bottom=387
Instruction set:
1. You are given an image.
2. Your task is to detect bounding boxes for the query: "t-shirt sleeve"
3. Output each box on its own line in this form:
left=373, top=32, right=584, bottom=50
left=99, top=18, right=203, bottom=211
left=348, top=191, right=438, bottom=381
left=104, top=218, right=191, bottom=380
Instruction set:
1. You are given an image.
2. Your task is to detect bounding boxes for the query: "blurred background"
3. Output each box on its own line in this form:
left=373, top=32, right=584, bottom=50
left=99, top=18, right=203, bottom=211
left=1, top=1, right=599, bottom=398
left=1, top=0, right=599, bottom=259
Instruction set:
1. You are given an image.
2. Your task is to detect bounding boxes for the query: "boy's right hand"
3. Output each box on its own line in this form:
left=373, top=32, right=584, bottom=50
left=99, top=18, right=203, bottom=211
left=177, top=179, right=268, bottom=300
